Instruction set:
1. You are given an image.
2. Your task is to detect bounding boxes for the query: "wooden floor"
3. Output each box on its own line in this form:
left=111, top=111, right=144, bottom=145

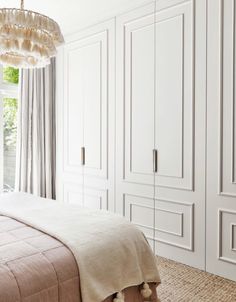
left=156, top=257, right=236, bottom=302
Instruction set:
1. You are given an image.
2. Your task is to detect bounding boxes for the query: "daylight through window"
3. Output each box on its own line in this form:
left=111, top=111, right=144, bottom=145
left=0, top=66, right=19, bottom=192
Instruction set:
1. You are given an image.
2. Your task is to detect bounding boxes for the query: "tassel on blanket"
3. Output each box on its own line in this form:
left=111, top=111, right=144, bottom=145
left=113, top=292, right=124, bottom=302
left=141, top=283, right=153, bottom=299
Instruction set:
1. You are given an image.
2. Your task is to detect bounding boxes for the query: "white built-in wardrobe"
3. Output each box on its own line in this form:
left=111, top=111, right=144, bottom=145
left=56, top=0, right=236, bottom=282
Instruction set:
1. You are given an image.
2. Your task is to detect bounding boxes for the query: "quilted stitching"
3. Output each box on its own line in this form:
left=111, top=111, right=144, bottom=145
left=0, top=216, right=158, bottom=302
left=0, top=216, right=81, bottom=302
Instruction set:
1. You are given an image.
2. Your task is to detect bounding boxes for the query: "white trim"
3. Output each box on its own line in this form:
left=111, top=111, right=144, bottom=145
left=0, top=65, right=19, bottom=192
left=64, top=0, right=154, bottom=43
left=0, top=94, right=3, bottom=191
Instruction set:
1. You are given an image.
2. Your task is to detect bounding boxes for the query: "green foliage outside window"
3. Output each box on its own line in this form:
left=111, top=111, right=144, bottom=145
left=4, top=98, right=18, bottom=149
left=3, top=67, right=19, bottom=84
left=2, top=67, right=19, bottom=150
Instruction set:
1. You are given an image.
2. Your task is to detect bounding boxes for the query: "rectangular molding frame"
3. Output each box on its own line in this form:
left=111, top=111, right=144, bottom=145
left=63, top=182, right=109, bottom=210
left=218, top=0, right=236, bottom=197
left=218, top=209, right=236, bottom=264
left=123, top=193, right=194, bottom=251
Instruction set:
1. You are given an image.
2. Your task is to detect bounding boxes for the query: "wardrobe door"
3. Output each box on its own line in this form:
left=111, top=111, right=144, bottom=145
left=56, top=36, right=84, bottom=205
left=81, top=20, right=115, bottom=211
left=57, top=19, right=115, bottom=211
left=116, top=3, right=156, bottom=249
left=207, top=0, right=236, bottom=281
left=154, top=0, right=206, bottom=269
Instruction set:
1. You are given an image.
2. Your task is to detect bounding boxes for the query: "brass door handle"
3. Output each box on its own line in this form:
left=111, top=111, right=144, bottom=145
left=81, top=147, right=85, bottom=166
left=153, top=149, right=158, bottom=173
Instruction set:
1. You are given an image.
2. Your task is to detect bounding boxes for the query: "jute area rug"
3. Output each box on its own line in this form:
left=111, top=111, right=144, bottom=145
left=156, top=256, right=236, bottom=302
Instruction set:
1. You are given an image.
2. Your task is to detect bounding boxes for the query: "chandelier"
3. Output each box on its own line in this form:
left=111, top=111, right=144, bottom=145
left=0, top=0, right=64, bottom=68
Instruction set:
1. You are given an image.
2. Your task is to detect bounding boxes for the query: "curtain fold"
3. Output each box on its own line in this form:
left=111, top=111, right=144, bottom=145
left=15, top=58, right=56, bottom=199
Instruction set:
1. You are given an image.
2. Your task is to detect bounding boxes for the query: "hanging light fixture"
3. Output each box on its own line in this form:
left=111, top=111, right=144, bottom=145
left=0, top=0, right=64, bottom=68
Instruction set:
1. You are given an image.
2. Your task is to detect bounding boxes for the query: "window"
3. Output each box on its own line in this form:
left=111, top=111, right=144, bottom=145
left=0, top=66, right=19, bottom=192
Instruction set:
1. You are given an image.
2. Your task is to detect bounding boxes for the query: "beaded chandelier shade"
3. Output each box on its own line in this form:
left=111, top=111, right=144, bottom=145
left=0, top=0, right=64, bottom=68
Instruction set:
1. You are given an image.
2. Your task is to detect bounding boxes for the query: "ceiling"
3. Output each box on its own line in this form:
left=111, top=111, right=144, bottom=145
left=0, top=0, right=146, bottom=36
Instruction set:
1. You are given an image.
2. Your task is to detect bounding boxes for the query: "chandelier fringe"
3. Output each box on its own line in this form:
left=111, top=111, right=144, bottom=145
left=0, top=8, right=64, bottom=45
left=0, top=25, right=56, bottom=52
left=0, top=52, right=50, bottom=68
left=0, top=38, right=54, bottom=59
left=0, top=4, right=64, bottom=68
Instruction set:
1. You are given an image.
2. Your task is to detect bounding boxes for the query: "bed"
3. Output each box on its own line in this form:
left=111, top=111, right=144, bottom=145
left=0, top=193, right=161, bottom=302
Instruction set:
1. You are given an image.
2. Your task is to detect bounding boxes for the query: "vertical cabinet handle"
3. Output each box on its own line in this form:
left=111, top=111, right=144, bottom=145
left=153, top=149, right=158, bottom=173
left=81, top=147, right=85, bottom=166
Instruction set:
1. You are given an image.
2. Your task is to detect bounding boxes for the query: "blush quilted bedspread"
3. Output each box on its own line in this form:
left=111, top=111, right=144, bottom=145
left=0, top=215, right=158, bottom=302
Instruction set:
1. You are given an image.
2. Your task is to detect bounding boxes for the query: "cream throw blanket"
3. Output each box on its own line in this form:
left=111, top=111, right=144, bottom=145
left=0, top=193, right=161, bottom=302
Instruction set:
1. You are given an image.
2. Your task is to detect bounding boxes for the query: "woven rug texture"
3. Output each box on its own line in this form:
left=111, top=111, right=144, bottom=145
left=156, top=256, right=236, bottom=302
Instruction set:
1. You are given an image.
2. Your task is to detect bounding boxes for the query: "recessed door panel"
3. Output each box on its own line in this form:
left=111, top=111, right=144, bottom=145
left=156, top=15, right=183, bottom=178
left=123, top=9, right=155, bottom=185
left=83, top=42, right=102, bottom=171
left=154, top=0, right=206, bottom=270
left=155, top=0, right=193, bottom=190
left=115, top=3, right=156, bottom=231
left=64, top=44, right=84, bottom=173
left=207, top=0, right=236, bottom=281
left=219, top=0, right=236, bottom=197
left=83, top=32, right=108, bottom=179
left=64, top=31, right=108, bottom=178
left=124, top=194, right=155, bottom=250
left=63, top=183, right=83, bottom=206
left=81, top=20, right=115, bottom=212
left=154, top=198, right=194, bottom=251
left=84, top=188, right=108, bottom=210
left=58, top=19, right=115, bottom=211
left=129, top=24, right=155, bottom=177
left=63, top=183, right=108, bottom=210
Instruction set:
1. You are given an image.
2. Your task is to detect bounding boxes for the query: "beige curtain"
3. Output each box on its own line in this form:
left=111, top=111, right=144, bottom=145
left=15, top=58, right=56, bottom=199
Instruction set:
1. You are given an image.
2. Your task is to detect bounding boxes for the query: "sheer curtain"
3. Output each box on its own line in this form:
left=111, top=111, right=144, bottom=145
left=15, top=58, right=56, bottom=199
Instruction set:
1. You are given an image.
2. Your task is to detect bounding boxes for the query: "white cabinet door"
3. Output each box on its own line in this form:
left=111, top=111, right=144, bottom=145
left=63, top=41, right=85, bottom=176
left=119, top=4, right=155, bottom=186
left=207, top=0, right=236, bottom=281
left=116, top=3, right=156, bottom=249
left=56, top=34, right=84, bottom=203
left=57, top=19, right=115, bottom=211
left=81, top=30, right=108, bottom=180
left=116, top=0, right=206, bottom=267
left=80, top=20, right=115, bottom=211
left=155, top=0, right=193, bottom=190
left=154, top=0, right=206, bottom=270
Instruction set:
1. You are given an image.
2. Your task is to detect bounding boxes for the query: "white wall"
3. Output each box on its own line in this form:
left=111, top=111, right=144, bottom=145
left=2, top=0, right=154, bottom=36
